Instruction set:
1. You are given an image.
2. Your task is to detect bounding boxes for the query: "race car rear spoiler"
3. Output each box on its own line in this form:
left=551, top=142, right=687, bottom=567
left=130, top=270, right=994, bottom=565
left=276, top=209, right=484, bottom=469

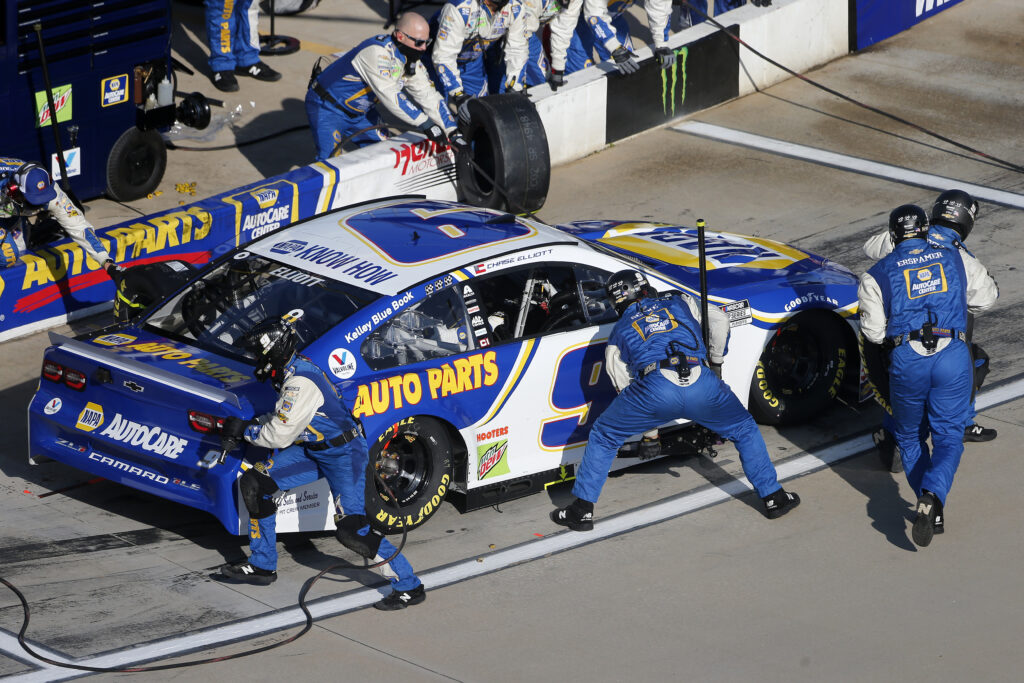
left=47, top=332, right=241, bottom=409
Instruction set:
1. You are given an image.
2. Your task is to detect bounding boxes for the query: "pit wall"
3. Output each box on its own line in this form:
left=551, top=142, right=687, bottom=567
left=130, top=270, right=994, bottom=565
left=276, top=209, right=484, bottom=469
left=0, top=0, right=962, bottom=340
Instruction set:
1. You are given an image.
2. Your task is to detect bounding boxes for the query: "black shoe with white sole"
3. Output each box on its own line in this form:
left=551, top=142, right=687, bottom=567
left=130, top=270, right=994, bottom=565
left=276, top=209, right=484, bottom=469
left=912, top=491, right=941, bottom=547
left=374, top=584, right=426, bottom=611
left=964, top=423, right=997, bottom=442
left=236, top=62, right=282, bottom=82
left=550, top=498, right=594, bottom=531
left=212, top=71, right=239, bottom=92
left=762, top=489, right=801, bottom=519
left=219, top=560, right=277, bottom=585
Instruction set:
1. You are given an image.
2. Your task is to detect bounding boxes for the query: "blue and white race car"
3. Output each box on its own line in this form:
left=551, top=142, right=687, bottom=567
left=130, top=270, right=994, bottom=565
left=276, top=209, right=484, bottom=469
left=28, top=198, right=860, bottom=534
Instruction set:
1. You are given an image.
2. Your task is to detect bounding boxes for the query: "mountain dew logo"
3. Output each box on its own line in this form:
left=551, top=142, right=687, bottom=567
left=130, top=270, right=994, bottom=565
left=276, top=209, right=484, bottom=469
left=660, top=47, right=688, bottom=117
left=477, top=439, right=509, bottom=480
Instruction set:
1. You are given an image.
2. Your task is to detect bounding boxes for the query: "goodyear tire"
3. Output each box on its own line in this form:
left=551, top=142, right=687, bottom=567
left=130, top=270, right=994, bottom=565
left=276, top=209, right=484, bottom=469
left=365, top=416, right=454, bottom=533
left=748, top=310, right=851, bottom=425
left=457, top=93, right=550, bottom=214
left=106, top=128, right=167, bottom=202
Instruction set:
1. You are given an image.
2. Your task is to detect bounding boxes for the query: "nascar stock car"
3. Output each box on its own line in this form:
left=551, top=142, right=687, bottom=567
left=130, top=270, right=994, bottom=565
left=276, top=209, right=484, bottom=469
left=28, top=197, right=861, bottom=535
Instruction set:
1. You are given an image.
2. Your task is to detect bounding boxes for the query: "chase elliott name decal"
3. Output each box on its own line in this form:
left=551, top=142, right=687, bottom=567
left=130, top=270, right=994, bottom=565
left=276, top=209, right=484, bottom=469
left=99, top=414, right=189, bottom=459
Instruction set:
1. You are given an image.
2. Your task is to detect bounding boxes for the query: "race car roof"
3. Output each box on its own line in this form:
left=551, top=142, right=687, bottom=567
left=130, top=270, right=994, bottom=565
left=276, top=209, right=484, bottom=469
left=247, top=198, right=577, bottom=296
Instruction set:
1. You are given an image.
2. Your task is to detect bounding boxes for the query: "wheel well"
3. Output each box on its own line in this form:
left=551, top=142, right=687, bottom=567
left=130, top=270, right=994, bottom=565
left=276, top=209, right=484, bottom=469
left=438, top=419, right=469, bottom=485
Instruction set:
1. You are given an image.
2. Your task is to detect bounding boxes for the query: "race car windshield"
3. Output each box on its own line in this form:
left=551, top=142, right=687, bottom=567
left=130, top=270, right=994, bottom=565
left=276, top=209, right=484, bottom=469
left=145, top=254, right=377, bottom=362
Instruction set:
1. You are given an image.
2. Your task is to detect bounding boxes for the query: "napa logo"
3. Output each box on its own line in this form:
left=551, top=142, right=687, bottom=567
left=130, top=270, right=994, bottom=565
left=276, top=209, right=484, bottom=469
left=916, top=0, right=952, bottom=17
left=92, top=333, right=136, bottom=346
left=270, top=240, right=307, bottom=254
left=917, top=268, right=933, bottom=282
left=250, top=188, right=279, bottom=209
left=76, top=402, right=104, bottom=432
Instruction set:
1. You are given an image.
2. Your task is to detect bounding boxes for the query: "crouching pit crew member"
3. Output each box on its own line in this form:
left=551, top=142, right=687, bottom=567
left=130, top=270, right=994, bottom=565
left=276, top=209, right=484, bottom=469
left=0, top=159, right=120, bottom=277
left=218, top=316, right=426, bottom=610
left=305, top=13, right=462, bottom=159
left=858, top=204, right=998, bottom=548
left=551, top=270, right=800, bottom=531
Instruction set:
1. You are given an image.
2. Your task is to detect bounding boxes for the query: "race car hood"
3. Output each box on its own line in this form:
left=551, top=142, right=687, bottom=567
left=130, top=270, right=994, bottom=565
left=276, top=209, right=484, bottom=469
left=558, top=221, right=858, bottom=322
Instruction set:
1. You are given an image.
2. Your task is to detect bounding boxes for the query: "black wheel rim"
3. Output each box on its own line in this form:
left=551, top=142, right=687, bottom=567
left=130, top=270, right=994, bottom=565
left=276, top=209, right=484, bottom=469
left=123, top=143, right=157, bottom=188
left=762, top=325, right=824, bottom=397
left=375, top=434, right=431, bottom=507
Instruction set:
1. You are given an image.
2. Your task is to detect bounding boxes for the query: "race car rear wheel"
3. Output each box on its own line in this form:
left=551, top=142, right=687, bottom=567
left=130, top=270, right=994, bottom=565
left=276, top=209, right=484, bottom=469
left=457, top=93, right=550, bottom=214
left=365, top=416, right=454, bottom=533
left=748, top=309, right=851, bottom=425
left=106, top=127, right=167, bottom=202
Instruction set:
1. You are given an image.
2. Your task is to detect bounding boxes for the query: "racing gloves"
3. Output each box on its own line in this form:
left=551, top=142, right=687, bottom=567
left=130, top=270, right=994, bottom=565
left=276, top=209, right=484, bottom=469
left=221, top=416, right=253, bottom=453
left=655, top=47, right=676, bottom=70
left=420, top=123, right=448, bottom=147
left=549, top=69, right=566, bottom=91
left=449, top=131, right=469, bottom=153
left=611, top=47, right=640, bottom=75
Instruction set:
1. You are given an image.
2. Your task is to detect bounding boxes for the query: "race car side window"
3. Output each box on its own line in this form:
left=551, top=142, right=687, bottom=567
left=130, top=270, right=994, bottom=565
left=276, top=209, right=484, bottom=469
left=361, top=286, right=471, bottom=371
left=471, top=264, right=585, bottom=340
left=574, top=265, right=618, bottom=325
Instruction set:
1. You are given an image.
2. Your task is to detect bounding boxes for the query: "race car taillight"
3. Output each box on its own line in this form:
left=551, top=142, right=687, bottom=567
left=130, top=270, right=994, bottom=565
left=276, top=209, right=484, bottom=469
left=41, top=360, right=87, bottom=391
left=188, top=410, right=225, bottom=434
left=42, top=360, right=64, bottom=382
left=63, top=369, right=87, bottom=391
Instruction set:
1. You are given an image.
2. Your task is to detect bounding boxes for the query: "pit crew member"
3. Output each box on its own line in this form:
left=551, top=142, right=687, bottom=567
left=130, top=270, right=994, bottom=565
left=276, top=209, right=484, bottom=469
left=204, top=0, right=281, bottom=92
left=219, top=317, right=426, bottom=610
left=858, top=204, right=998, bottom=547
left=577, top=0, right=672, bottom=75
left=429, top=0, right=530, bottom=107
left=506, top=0, right=585, bottom=89
left=551, top=270, right=801, bottom=530
left=862, top=190, right=998, bottom=460
left=0, top=159, right=119, bottom=277
left=306, top=13, right=462, bottom=159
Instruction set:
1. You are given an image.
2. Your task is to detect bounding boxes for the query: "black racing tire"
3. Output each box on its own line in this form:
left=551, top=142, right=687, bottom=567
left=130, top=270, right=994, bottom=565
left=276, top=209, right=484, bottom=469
left=748, top=309, right=852, bottom=425
left=259, top=0, right=320, bottom=14
left=457, top=93, right=550, bottom=214
left=365, top=416, right=454, bottom=533
left=106, top=128, right=167, bottom=202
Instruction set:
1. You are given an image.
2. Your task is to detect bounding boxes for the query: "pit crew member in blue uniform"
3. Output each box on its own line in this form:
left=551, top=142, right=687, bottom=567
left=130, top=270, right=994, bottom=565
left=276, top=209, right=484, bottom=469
left=219, top=318, right=425, bottom=610
left=551, top=270, right=800, bottom=530
left=858, top=204, right=998, bottom=547
left=507, top=0, right=585, bottom=89
left=575, top=0, right=672, bottom=75
left=429, top=0, right=530, bottom=106
left=306, top=13, right=462, bottom=159
left=204, top=0, right=281, bottom=92
left=0, top=159, right=119, bottom=277
left=862, top=191, right=998, bottom=468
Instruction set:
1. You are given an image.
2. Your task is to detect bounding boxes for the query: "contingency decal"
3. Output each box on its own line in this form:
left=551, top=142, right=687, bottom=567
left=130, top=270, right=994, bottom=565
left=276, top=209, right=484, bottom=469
left=43, top=397, right=62, bottom=415
left=101, top=75, right=129, bottom=107
left=477, top=437, right=510, bottom=480
left=75, top=402, right=104, bottom=432
left=328, top=348, right=358, bottom=380
left=35, top=84, right=73, bottom=127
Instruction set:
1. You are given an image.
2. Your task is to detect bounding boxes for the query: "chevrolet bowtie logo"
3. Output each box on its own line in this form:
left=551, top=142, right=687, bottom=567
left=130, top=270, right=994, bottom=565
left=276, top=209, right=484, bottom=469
left=123, top=380, right=144, bottom=393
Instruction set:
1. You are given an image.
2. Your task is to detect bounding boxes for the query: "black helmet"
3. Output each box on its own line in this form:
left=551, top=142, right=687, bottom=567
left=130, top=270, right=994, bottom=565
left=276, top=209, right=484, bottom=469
left=605, top=269, right=653, bottom=315
left=888, top=204, right=929, bottom=245
left=931, top=189, right=978, bottom=240
left=242, top=318, right=298, bottom=386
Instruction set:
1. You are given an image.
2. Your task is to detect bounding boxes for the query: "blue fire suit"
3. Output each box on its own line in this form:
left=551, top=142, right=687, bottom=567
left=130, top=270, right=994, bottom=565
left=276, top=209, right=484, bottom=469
left=428, top=0, right=530, bottom=99
left=243, top=355, right=420, bottom=592
left=570, top=0, right=670, bottom=72
left=859, top=238, right=997, bottom=506
left=306, top=35, right=456, bottom=159
left=862, top=224, right=998, bottom=445
left=573, top=292, right=783, bottom=503
left=676, top=0, right=745, bottom=28
left=204, top=0, right=261, bottom=73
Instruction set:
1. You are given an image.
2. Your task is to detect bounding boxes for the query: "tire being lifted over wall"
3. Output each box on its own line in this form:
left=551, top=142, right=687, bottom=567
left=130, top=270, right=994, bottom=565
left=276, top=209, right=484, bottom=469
left=748, top=309, right=852, bottom=426
left=106, top=127, right=167, bottom=202
left=365, top=416, right=454, bottom=533
left=457, top=93, right=550, bottom=214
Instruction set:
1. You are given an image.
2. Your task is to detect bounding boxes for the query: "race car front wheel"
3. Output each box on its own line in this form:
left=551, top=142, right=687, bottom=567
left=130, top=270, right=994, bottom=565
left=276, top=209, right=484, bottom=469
left=748, top=309, right=851, bottom=425
left=106, top=127, right=167, bottom=202
left=365, top=416, right=454, bottom=533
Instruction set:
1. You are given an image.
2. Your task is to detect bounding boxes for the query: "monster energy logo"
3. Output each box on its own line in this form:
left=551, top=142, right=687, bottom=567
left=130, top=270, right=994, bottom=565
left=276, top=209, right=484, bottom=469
left=660, top=47, right=688, bottom=117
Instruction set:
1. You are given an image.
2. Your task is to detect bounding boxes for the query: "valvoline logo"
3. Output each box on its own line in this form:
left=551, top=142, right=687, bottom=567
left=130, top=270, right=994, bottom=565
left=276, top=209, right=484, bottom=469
left=270, top=240, right=307, bottom=254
